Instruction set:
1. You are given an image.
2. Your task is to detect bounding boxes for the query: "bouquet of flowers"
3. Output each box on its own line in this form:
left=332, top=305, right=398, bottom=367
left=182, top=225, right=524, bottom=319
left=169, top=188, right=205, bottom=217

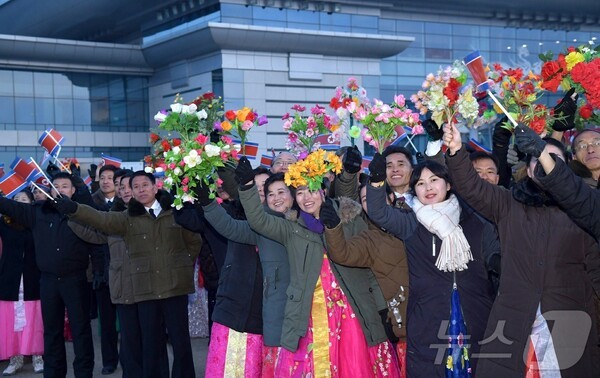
left=353, top=95, right=421, bottom=153
left=153, top=92, right=223, bottom=137
left=284, top=149, right=342, bottom=191
left=411, top=61, right=479, bottom=130
left=215, top=107, right=268, bottom=155
left=488, top=64, right=552, bottom=134
left=540, top=44, right=600, bottom=128
left=329, top=77, right=370, bottom=139
left=282, top=104, right=341, bottom=159
left=148, top=93, right=240, bottom=209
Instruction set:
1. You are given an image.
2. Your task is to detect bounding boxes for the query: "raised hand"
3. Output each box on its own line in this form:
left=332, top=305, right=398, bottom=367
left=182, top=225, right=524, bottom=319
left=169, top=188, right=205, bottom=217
left=319, top=198, right=341, bottom=229
left=343, top=145, right=363, bottom=174
left=443, top=123, right=462, bottom=154
left=553, top=88, right=578, bottom=132
left=234, top=157, right=255, bottom=186
left=368, top=153, right=386, bottom=184
left=514, top=124, right=546, bottom=158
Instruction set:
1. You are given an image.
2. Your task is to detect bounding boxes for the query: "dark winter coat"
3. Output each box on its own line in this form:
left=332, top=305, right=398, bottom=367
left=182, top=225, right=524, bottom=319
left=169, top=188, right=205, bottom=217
left=175, top=201, right=263, bottom=336
left=239, top=184, right=388, bottom=352
left=324, top=220, right=409, bottom=341
left=69, top=190, right=203, bottom=302
left=446, top=147, right=600, bottom=378
left=0, top=218, right=39, bottom=301
left=200, top=200, right=289, bottom=346
left=0, top=196, right=100, bottom=278
left=69, top=198, right=136, bottom=304
left=367, top=183, right=497, bottom=377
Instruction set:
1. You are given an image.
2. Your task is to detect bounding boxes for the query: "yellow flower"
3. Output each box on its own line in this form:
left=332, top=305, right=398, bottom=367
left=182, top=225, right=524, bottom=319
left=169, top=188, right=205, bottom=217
left=237, top=107, right=251, bottom=122
left=565, top=51, right=585, bottom=71
left=221, top=121, right=232, bottom=131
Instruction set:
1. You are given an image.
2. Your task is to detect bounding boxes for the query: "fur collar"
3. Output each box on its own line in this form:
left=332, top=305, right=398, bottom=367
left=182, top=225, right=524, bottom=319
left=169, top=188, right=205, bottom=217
left=512, top=177, right=556, bottom=207
left=284, top=196, right=362, bottom=224
left=127, top=190, right=173, bottom=217
left=110, top=197, right=128, bottom=212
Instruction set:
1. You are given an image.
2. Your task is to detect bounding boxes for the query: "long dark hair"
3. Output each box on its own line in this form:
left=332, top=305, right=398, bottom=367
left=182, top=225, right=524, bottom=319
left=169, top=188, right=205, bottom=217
left=409, top=160, right=453, bottom=198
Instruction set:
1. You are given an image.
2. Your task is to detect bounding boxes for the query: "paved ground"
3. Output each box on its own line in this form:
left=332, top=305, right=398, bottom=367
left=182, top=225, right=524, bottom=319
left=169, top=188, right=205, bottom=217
left=0, top=319, right=209, bottom=377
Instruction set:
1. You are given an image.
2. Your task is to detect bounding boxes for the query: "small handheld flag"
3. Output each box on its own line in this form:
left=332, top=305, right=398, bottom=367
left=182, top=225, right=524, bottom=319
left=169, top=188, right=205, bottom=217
left=101, top=154, right=122, bottom=168
left=0, top=171, right=28, bottom=198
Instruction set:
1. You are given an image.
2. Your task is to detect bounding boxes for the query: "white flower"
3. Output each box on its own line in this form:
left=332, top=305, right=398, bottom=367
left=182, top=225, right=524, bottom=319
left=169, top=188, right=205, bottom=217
left=170, top=103, right=183, bottom=113
left=174, top=167, right=182, bottom=176
left=144, top=166, right=154, bottom=173
left=172, top=146, right=181, bottom=154
left=181, top=105, right=190, bottom=114
left=181, top=193, right=195, bottom=203
left=204, top=144, right=221, bottom=157
left=187, top=103, right=198, bottom=113
left=153, top=111, right=167, bottom=122
left=233, top=143, right=242, bottom=152
left=183, top=150, right=202, bottom=168
left=188, top=149, right=199, bottom=158
left=196, top=109, right=208, bottom=120
left=221, top=144, right=231, bottom=153
left=164, top=177, right=174, bottom=186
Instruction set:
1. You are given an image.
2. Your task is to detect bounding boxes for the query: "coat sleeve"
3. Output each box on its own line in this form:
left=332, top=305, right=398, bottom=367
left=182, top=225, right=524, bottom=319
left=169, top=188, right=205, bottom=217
left=365, top=184, right=417, bottom=240
left=182, top=228, right=203, bottom=261
left=584, top=235, right=600, bottom=297
left=536, top=157, right=600, bottom=241
left=0, top=197, right=35, bottom=228
left=68, top=220, right=108, bottom=245
left=480, top=217, right=501, bottom=266
left=325, top=223, right=375, bottom=268
left=238, top=184, right=292, bottom=245
left=445, top=146, right=512, bottom=224
left=174, top=203, right=208, bottom=233
left=70, top=204, right=128, bottom=236
left=334, top=171, right=359, bottom=201
left=203, top=200, right=258, bottom=245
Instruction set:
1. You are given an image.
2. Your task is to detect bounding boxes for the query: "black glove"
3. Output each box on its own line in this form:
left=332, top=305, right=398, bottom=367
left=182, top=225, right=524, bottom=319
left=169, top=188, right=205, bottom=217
left=514, top=124, right=546, bottom=158
left=193, top=183, right=213, bottom=207
left=210, top=130, right=220, bottom=144
left=69, top=163, right=81, bottom=178
left=368, top=153, right=386, bottom=183
left=71, top=174, right=86, bottom=189
left=46, top=163, right=60, bottom=179
left=492, top=117, right=512, bottom=149
left=92, top=271, right=106, bottom=290
left=235, top=157, right=255, bottom=186
left=319, top=198, right=341, bottom=229
left=423, top=119, right=444, bottom=141
left=88, top=164, right=97, bottom=180
left=553, top=88, right=578, bottom=132
left=343, top=145, right=362, bottom=174
left=51, top=196, right=78, bottom=215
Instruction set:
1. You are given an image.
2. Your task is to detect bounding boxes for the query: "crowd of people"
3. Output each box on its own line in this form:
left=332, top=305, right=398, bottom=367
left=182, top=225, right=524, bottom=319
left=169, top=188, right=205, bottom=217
left=2, top=89, right=600, bottom=378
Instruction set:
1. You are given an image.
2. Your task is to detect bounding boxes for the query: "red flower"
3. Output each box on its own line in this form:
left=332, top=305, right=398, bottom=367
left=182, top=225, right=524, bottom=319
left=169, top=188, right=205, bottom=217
left=195, top=134, right=208, bottom=145
left=202, top=92, right=215, bottom=101
left=580, top=103, right=594, bottom=119
left=529, top=116, right=546, bottom=134
left=329, top=97, right=341, bottom=110
left=540, top=61, right=563, bottom=92
left=225, top=110, right=236, bottom=121
left=149, top=133, right=161, bottom=144
left=161, top=140, right=171, bottom=152
left=245, top=111, right=256, bottom=122
left=505, top=68, right=523, bottom=81
left=443, top=78, right=461, bottom=106
left=172, top=138, right=182, bottom=147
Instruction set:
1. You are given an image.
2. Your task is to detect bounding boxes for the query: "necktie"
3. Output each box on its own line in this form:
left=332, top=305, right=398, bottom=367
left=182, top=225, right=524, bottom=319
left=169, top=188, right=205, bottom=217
left=107, top=200, right=113, bottom=207
left=148, top=208, right=156, bottom=219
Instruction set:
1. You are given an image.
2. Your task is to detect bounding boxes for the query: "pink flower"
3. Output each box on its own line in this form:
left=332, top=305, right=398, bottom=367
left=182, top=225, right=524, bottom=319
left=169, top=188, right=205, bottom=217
left=283, top=120, right=292, bottom=130
left=182, top=177, right=189, bottom=185
left=221, top=136, right=232, bottom=144
left=291, top=104, right=306, bottom=112
left=168, top=163, right=176, bottom=170
left=220, top=151, right=228, bottom=160
left=394, top=94, right=405, bottom=107
left=369, top=139, right=379, bottom=149
left=305, top=128, right=315, bottom=137
left=361, top=129, right=373, bottom=142
left=156, top=181, right=164, bottom=189
left=354, top=107, right=367, bottom=120
left=216, top=178, right=223, bottom=185
left=231, top=150, right=239, bottom=159
left=241, top=120, right=253, bottom=131
left=307, top=117, right=317, bottom=128
left=311, top=104, right=325, bottom=115
left=195, top=134, right=208, bottom=144
left=281, top=112, right=290, bottom=120
left=375, top=113, right=391, bottom=123
left=288, top=132, right=298, bottom=143
left=179, top=161, right=186, bottom=167
left=216, top=197, right=223, bottom=204
left=183, top=185, right=189, bottom=192
left=411, top=124, right=425, bottom=135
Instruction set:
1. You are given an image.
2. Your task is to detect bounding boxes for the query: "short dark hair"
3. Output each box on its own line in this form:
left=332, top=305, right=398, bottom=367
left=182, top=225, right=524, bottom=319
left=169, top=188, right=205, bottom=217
left=409, top=160, right=453, bottom=196
left=382, top=145, right=414, bottom=166
left=469, top=151, right=499, bottom=171
left=253, top=167, right=270, bottom=176
left=263, top=172, right=285, bottom=197
left=119, top=171, right=134, bottom=185
left=99, top=165, right=118, bottom=177
left=129, top=171, right=155, bottom=187
left=525, top=137, right=568, bottom=164
left=114, top=168, right=133, bottom=181
left=17, top=189, right=34, bottom=202
left=52, top=172, right=74, bottom=185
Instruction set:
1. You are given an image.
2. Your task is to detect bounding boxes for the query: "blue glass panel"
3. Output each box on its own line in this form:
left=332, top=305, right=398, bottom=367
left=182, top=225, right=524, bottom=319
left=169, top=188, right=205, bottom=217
left=33, top=72, right=53, bottom=98
left=351, top=14, right=377, bottom=29
left=54, top=99, right=74, bottom=125
left=73, top=99, right=91, bottom=127
left=35, top=98, right=55, bottom=124
left=254, top=6, right=286, bottom=21
left=453, top=24, right=479, bottom=37
left=396, top=20, right=424, bottom=33
left=490, top=26, right=516, bottom=38
left=0, top=71, right=13, bottom=96
left=425, top=22, right=451, bottom=34
left=13, top=71, right=33, bottom=96
left=287, top=9, right=318, bottom=24
left=15, top=97, right=35, bottom=124
left=54, top=74, right=73, bottom=98
left=0, top=97, right=15, bottom=123
left=220, top=3, right=252, bottom=18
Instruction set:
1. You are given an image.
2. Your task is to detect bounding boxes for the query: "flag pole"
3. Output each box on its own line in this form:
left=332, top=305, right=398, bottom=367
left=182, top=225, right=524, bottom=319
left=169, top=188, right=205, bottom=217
left=29, top=182, right=54, bottom=201
left=29, top=158, right=62, bottom=196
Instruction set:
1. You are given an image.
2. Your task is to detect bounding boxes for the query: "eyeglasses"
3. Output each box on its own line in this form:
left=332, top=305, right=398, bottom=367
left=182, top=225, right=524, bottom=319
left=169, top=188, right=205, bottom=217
left=274, top=160, right=295, bottom=167
left=574, top=139, right=600, bottom=151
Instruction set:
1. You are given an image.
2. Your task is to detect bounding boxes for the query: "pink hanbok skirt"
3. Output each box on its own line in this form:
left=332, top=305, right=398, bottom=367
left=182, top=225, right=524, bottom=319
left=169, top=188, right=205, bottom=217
left=0, top=300, right=44, bottom=359
left=204, top=322, right=263, bottom=377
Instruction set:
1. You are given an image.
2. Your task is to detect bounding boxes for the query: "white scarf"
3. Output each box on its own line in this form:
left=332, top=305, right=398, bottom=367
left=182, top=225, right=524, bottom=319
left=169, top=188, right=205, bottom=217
left=412, top=194, right=472, bottom=272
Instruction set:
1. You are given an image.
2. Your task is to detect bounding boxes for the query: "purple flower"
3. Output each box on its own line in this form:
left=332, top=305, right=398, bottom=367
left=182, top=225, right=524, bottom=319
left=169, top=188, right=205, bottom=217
left=257, top=115, right=268, bottom=126
left=213, top=121, right=223, bottom=131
